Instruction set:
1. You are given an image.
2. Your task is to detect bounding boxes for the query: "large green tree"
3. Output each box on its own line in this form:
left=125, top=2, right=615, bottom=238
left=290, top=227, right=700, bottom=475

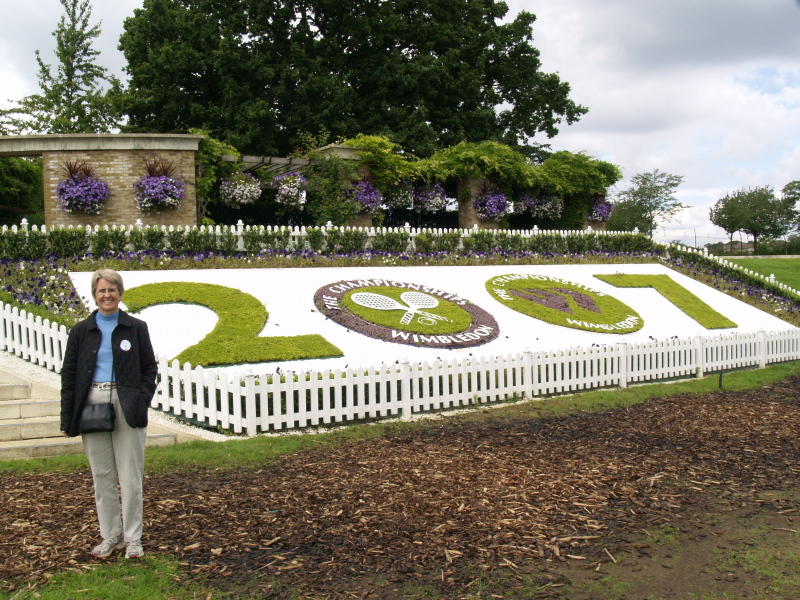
left=709, top=190, right=746, bottom=246
left=606, top=170, right=686, bottom=238
left=712, top=185, right=797, bottom=248
left=2, top=0, right=121, bottom=134
left=119, top=0, right=586, bottom=157
left=781, top=180, right=800, bottom=230
left=0, top=158, right=43, bottom=225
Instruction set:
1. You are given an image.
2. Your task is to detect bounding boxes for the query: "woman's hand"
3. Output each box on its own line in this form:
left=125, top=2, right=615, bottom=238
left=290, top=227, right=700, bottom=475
left=61, top=431, right=70, bottom=437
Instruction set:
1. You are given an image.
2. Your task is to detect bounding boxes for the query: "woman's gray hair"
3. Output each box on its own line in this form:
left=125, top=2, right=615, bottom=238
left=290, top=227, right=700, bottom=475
left=91, top=269, right=124, bottom=298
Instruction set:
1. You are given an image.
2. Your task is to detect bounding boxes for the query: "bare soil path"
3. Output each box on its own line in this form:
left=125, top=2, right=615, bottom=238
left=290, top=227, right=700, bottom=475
left=2, top=375, right=800, bottom=598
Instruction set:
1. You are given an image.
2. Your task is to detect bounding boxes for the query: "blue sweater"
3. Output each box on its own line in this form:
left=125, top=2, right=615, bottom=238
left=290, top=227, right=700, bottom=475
left=92, top=311, right=119, bottom=383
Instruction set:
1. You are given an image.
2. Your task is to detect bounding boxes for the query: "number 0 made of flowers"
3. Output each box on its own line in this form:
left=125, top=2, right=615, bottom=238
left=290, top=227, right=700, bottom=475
left=123, top=282, right=342, bottom=366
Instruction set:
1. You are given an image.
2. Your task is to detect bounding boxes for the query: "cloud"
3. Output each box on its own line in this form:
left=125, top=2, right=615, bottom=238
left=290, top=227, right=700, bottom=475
left=507, top=0, right=800, bottom=226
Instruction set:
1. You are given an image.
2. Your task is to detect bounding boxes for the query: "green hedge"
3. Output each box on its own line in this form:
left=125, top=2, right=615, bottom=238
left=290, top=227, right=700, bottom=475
left=0, top=226, right=657, bottom=259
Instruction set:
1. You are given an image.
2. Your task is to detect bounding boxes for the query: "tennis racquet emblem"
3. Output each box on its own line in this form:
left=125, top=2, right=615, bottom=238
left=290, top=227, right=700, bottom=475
left=351, top=291, right=451, bottom=326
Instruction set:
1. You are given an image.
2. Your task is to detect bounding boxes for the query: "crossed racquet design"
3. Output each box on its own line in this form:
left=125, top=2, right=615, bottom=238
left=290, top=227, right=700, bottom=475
left=351, top=291, right=451, bottom=326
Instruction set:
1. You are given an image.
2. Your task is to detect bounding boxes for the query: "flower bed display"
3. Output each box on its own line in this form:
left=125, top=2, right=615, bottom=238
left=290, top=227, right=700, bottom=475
left=594, top=273, right=737, bottom=329
left=315, top=280, right=498, bottom=348
left=123, top=282, right=342, bottom=366
left=486, top=273, right=643, bottom=333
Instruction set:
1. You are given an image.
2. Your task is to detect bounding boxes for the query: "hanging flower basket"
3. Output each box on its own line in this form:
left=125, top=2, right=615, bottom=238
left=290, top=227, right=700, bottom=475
left=346, top=180, right=382, bottom=215
left=221, top=172, right=262, bottom=207
left=134, top=157, right=185, bottom=213
left=272, top=172, right=307, bottom=206
left=516, top=193, right=564, bottom=220
left=56, top=160, right=110, bottom=215
left=134, top=176, right=185, bottom=212
left=413, top=183, right=448, bottom=213
left=473, top=186, right=508, bottom=222
left=384, top=181, right=414, bottom=210
left=588, top=198, right=614, bottom=223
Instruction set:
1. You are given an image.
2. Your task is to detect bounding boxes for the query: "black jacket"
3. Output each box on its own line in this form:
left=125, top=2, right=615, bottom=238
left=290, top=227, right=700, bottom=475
left=60, top=310, right=158, bottom=437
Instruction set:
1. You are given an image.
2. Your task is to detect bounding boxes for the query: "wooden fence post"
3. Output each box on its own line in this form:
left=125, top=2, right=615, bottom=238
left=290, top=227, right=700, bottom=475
left=400, top=357, right=413, bottom=421
left=616, top=342, right=628, bottom=388
left=244, top=373, right=258, bottom=436
left=693, top=335, right=705, bottom=378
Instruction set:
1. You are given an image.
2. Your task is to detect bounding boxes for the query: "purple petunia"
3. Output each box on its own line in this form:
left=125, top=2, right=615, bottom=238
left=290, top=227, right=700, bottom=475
left=56, top=176, right=110, bottom=215
left=516, top=194, right=564, bottom=220
left=272, top=172, right=307, bottom=205
left=474, top=186, right=509, bottom=221
left=134, top=175, right=185, bottom=213
left=221, top=173, right=262, bottom=207
left=346, top=181, right=382, bottom=214
left=588, top=199, right=614, bottom=223
left=414, top=183, right=448, bottom=213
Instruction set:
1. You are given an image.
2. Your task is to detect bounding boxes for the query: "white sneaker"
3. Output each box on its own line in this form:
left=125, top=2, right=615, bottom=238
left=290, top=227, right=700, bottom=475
left=90, top=536, right=125, bottom=558
left=125, top=539, right=144, bottom=559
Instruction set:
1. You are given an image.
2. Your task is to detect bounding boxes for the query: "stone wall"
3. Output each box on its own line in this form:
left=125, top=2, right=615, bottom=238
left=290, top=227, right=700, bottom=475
left=43, top=148, right=197, bottom=227
left=0, top=134, right=202, bottom=228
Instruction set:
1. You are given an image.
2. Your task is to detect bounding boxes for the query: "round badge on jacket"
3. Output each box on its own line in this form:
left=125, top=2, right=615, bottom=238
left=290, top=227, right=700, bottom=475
left=120, top=340, right=131, bottom=351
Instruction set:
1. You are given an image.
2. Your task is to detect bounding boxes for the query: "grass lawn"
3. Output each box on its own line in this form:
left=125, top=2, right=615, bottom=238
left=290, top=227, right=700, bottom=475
left=726, top=257, right=800, bottom=290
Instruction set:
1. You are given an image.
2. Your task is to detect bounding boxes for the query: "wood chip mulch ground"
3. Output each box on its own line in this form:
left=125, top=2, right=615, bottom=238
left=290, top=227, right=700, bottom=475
left=2, top=374, right=799, bottom=598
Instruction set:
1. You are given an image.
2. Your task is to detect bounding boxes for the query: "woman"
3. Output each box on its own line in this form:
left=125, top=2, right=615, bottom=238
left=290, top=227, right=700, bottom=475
left=60, top=269, right=158, bottom=559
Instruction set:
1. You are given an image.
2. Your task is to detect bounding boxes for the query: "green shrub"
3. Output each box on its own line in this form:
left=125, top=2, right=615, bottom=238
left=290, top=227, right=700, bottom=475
left=25, top=230, right=49, bottom=259
left=564, top=232, right=599, bottom=253
left=413, top=231, right=434, bottom=253
left=324, top=228, right=344, bottom=252
left=1, top=230, right=28, bottom=259
left=371, top=230, right=409, bottom=253
left=470, top=230, right=496, bottom=253
left=434, top=231, right=462, bottom=253
left=218, top=227, right=238, bottom=255
left=48, top=228, right=88, bottom=258
left=305, top=227, right=326, bottom=253
left=597, top=233, right=655, bottom=253
left=184, top=227, right=216, bottom=254
left=263, top=229, right=292, bottom=252
left=242, top=227, right=263, bottom=254
left=166, top=229, right=187, bottom=254
left=92, top=228, right=127, bottom=255
left=339, top=229, right=369, bottom=253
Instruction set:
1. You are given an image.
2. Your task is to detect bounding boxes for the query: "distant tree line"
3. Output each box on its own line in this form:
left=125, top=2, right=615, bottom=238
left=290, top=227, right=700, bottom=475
left=709, top=183, right=800, bottom=253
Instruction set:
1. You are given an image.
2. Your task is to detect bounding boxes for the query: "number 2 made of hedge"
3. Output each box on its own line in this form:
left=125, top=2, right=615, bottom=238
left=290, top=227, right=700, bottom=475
left=123, top=282, right=342, bottom=367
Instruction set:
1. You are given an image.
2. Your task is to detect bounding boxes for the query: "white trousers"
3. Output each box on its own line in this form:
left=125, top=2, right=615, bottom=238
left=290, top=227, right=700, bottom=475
left=82, top=387, right=147, bottom=542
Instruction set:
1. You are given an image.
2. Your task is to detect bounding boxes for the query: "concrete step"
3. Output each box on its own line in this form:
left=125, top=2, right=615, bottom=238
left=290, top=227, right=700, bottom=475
left=0, top=383, right=32, bottom=400
left=0, top=417, right=63, bottom=442
left=0, top=433, right=176, bottom=460
left=0, top=399, right=61, bottom=420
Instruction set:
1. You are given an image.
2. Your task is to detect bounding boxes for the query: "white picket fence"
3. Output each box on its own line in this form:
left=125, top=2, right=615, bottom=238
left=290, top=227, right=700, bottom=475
left=6, top=218, right=629, bottom=254
left=672, top=244, right=800, bottom=301
left=4, top=301, right=797, bottom=436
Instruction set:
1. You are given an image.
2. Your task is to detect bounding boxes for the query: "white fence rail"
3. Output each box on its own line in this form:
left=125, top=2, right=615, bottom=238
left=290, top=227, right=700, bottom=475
left=5, top=219, right=632, bottom=255
left=155, top=329, right=799, bottom=436
left=671, top=244, right=800, bottom=301
left=1, top=300, right=798, bottom=436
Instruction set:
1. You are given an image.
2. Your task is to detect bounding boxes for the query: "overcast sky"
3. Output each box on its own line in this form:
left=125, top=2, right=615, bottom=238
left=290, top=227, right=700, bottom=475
left=2, top=0, right=799, bottom=246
